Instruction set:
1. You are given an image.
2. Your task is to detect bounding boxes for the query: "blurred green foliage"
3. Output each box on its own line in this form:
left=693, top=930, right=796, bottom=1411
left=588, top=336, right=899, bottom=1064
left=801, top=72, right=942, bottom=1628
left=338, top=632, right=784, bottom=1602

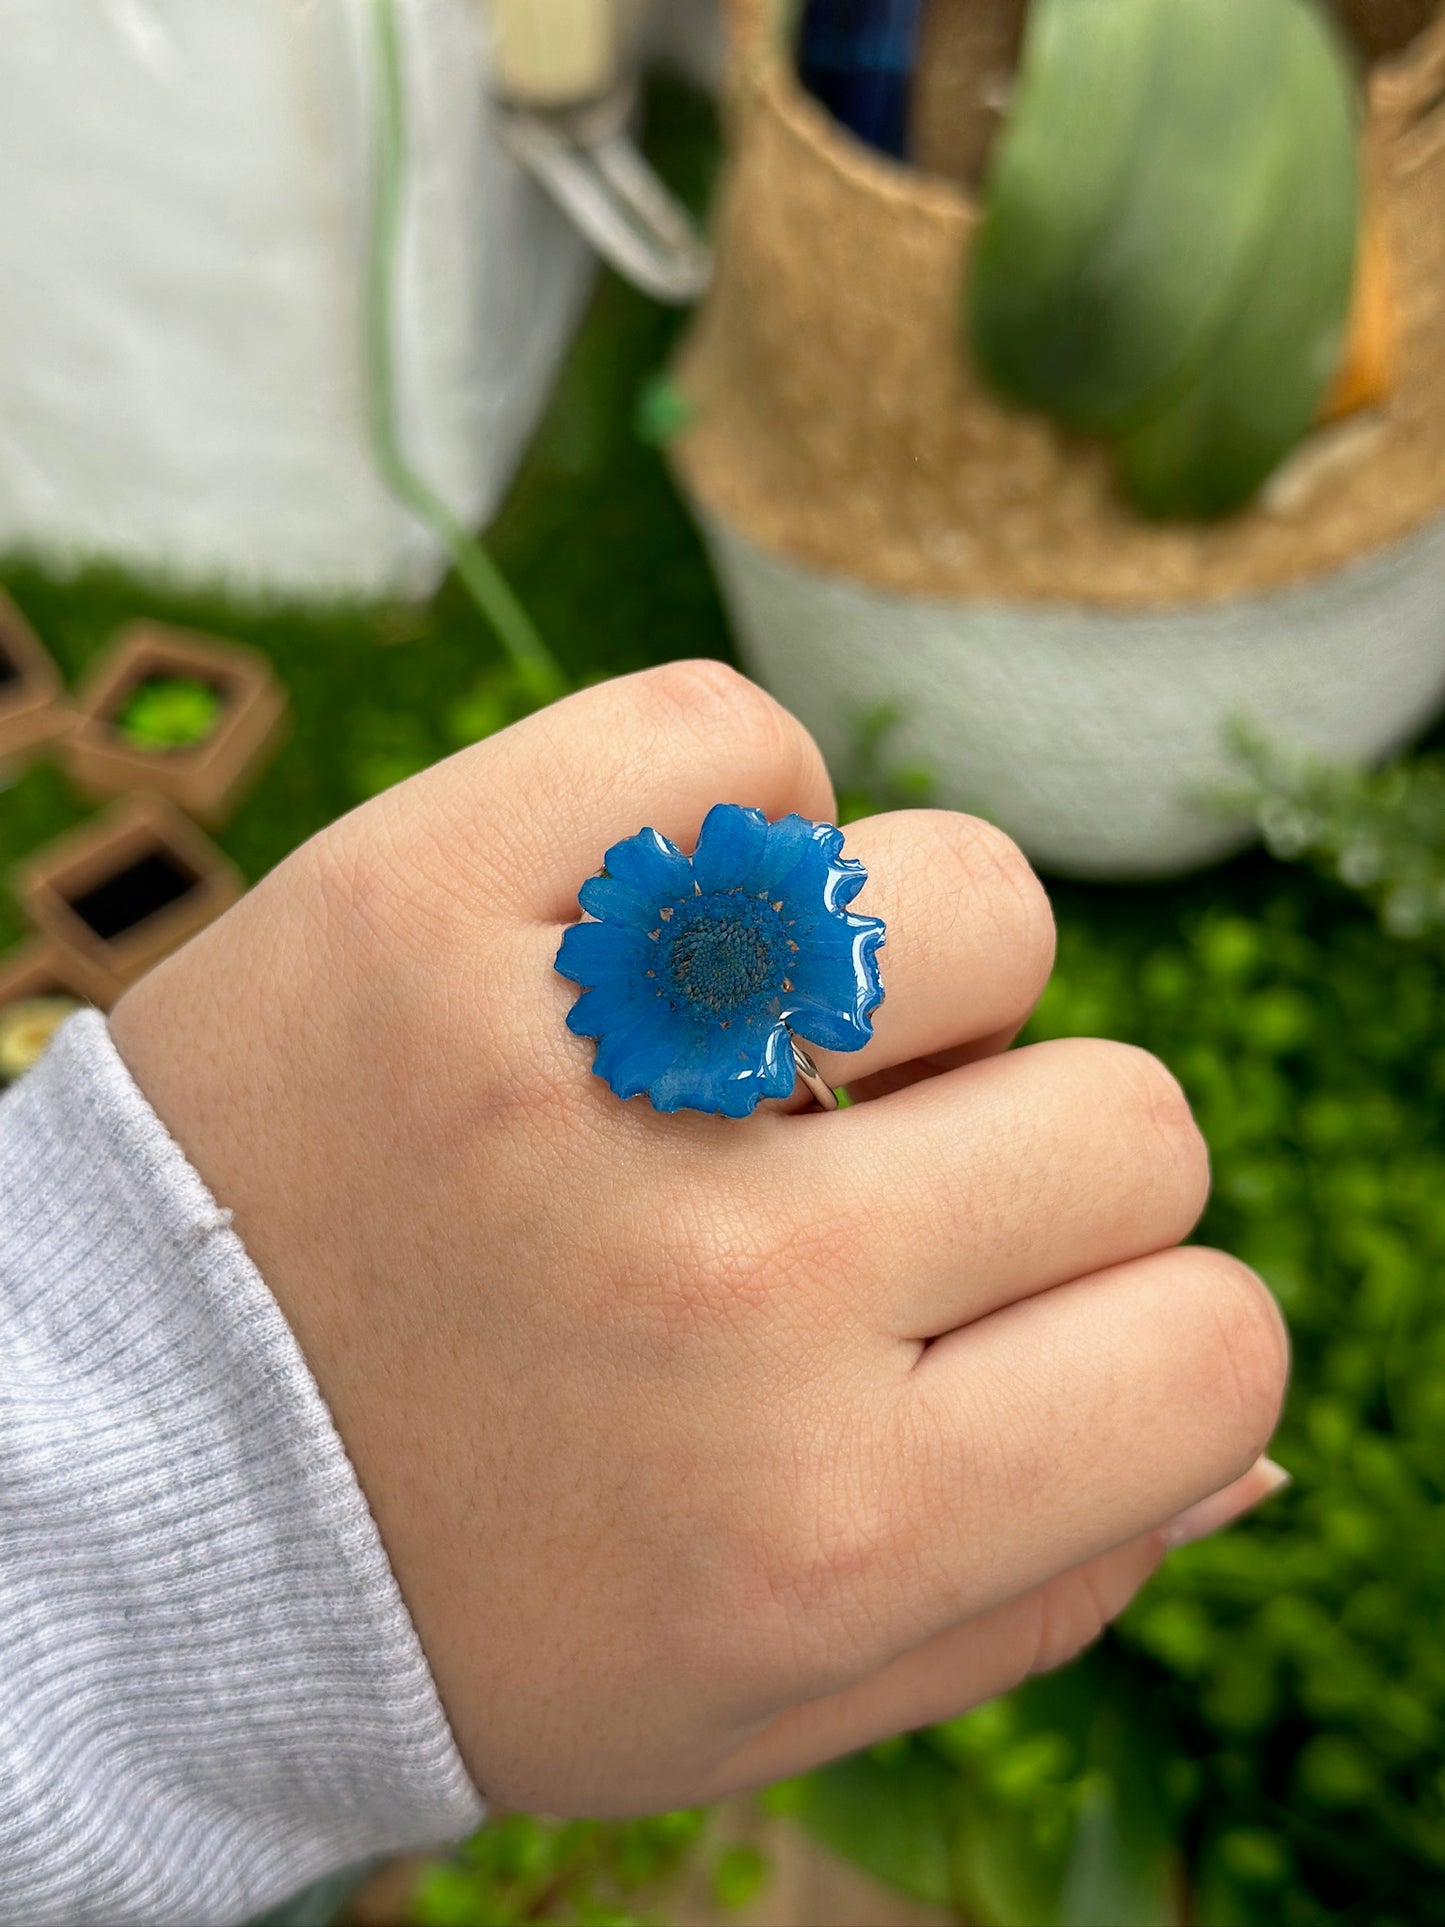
left=1222, top=723, right=1445, bottom=939
left=404, top=1811, right=770, bottom=1924
left=410, top=1811, right=708, bottom=1926
left=5, top=70, right=1442, bottom=1927
left=992, top=877, right=1442, bottom=1926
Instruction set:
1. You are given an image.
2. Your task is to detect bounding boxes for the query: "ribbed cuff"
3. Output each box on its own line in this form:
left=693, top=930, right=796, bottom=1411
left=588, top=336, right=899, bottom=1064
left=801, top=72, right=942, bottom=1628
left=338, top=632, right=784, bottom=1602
left=0, top=1011, right=484, bottom=1927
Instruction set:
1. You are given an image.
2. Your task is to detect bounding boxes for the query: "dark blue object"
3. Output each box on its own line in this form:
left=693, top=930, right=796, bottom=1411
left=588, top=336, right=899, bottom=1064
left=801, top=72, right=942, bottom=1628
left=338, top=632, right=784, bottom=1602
left=556, top=804, right=886, bottom=1117
left=796, top=0, right=927, bottom=158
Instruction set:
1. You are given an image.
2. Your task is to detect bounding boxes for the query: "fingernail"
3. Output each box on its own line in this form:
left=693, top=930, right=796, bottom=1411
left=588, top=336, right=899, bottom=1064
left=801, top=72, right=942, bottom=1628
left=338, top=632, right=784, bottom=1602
left=1160, top=1456, right=1291, bottom=1550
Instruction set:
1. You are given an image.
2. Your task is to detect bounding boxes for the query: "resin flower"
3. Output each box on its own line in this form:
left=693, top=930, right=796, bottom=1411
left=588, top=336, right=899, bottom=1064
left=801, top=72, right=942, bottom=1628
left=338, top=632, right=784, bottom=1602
left=556, top=804, right=886, bottom=1117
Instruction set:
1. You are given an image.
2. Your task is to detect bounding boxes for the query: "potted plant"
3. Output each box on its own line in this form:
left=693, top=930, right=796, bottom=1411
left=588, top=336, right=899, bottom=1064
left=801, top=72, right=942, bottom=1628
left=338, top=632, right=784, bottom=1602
left=15, top=798, right=243, bottom=1004
left=0, top=588, right=69, bottom=764
left=63, top=623, right=288, bottom=825
left=671, top=0, right=1445, bottom=878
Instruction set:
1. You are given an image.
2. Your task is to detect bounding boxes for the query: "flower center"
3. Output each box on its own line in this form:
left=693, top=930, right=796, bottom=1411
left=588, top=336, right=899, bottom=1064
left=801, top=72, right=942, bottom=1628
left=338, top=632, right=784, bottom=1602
left=660, top=894, right=787, bottom=1019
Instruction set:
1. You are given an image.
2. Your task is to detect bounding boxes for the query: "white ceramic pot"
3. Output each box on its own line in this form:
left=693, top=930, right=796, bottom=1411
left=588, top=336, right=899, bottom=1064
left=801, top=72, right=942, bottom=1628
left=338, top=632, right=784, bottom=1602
left=700, top=508, right=1445, bottom=880
left=675, top=23, right=1445, bottom=880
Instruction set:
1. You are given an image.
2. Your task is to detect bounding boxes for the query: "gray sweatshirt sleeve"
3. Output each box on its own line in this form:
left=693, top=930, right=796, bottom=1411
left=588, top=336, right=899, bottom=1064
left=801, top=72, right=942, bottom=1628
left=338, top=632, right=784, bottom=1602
left=0, top=1010, right=485, bottom=1926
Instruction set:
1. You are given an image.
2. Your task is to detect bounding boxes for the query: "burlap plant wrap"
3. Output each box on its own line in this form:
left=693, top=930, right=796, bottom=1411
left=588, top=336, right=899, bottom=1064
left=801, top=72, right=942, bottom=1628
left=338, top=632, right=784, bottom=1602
left=679, top=1, right=1445, bottom=602
left=671, top=3, right=1445, bottom=877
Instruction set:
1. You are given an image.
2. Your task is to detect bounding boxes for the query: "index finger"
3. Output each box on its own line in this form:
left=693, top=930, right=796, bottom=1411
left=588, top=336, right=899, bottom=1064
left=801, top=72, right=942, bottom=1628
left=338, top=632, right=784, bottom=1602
left=384, top=661, right=837, bottom=922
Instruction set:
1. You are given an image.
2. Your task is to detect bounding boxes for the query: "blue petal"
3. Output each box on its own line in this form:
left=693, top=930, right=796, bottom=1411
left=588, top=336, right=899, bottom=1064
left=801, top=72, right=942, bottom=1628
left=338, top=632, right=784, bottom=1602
left=762, top=821, right=872, bottom=922
left=739, top=814, right=828, bottom=897
left=782, top=920, right=885, bottom=1053
left=593, top=1001, right=687, bottom=1099
left=690, top=803, right=770, bottom=894
left=646, top=1019, right=779, bottom=1117
left=787, top=909, right=887, bottom=968
left=781, top=994, right=875, bottom=1054
left=578, top=873, right=661, bottom=928
left=603, top=827, right=694, bottom=903
left=783, top=854, right=879, bottom=944
left=756, top=1019, right=798, bottom=1101
left=566, top=977, right=657, bottom=1039
left=555, top=918, right=655, bottom=989
left=827, top=857, right=868, bottom=910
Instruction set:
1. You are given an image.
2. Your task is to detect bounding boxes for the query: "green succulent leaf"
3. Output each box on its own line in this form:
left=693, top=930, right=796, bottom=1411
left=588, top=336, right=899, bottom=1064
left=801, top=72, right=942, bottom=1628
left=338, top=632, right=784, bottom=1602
left=970, top=0, right=1298, bottom=435
left=967, top=0, right=1165, bottom=428
left=1115, top=2, right=1359, bottom=516
left=967, top=0, right=1360, bottom=517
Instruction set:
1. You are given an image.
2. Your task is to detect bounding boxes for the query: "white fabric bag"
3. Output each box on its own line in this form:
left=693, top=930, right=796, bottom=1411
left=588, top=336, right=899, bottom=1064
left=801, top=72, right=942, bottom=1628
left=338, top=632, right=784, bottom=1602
left=0, top=0, right=594, bottom=598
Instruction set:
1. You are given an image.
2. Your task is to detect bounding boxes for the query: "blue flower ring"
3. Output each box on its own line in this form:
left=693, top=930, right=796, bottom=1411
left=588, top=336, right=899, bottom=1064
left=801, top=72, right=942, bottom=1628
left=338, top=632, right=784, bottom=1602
left=554, top=803, right=886, bottom=1118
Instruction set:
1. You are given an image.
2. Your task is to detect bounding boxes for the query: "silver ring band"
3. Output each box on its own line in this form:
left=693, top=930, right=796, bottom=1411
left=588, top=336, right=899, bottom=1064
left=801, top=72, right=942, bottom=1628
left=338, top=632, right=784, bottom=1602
left=789, top=1035, right=839, bottom=1111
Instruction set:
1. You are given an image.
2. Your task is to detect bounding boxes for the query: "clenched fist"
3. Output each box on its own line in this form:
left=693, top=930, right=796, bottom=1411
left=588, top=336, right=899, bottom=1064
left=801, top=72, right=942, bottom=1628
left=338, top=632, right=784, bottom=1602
left=111, top=662, right=1288, bottom=1816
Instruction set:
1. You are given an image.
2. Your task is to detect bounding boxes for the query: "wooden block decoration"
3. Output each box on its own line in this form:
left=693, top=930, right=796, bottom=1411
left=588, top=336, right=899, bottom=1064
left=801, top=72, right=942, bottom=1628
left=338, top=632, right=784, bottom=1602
left=0, top=940, right=100, bottom=1083
left=63, top=622, right=288, bottom=827
left=0, top=939, right=103, bottom=1012
left=0, top=588, right=69, bottom=762
left=15, top=798, right=243, bottom=1004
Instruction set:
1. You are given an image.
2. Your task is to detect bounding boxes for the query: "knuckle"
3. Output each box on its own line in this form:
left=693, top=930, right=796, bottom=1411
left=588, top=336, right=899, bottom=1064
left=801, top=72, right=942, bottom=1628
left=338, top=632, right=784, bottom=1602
left=638, top=659, right=826, bottom=795
left=663, top=1188, right=777, bottom=1333
left=754, top=1489, right=893, bottom=1693
left=940, top=813, right=1057, bottom=991
left=642, top=656, right=750, bottom=704
left=309, top=802, right=466, bottom=964
left=1123, top=1046, right=1210, bottom=1222
left=968, top=813, right=1048, bottom=911
left=1108, top=1041, right=1194, bottom=1133
left=296, top=815, right=404, bottom=963
left=638, top=658, right=770, bottom=739
left=729, top=1403, right=904, bottom=1693
left=1085, top=1040, right=1208, bottom=1184
left=1188, top=1251, right=1291, bottom=1454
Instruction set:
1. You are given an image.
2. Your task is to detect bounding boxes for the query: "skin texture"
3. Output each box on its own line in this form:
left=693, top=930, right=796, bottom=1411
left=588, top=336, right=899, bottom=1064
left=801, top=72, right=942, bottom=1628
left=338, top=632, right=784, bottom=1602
left=110, top=663, right=1290, bottom=1816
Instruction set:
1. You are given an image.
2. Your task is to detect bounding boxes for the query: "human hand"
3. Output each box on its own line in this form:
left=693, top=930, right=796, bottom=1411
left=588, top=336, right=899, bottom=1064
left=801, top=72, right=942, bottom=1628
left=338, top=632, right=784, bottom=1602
left=110, top=663, right=1288, bottom=1816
